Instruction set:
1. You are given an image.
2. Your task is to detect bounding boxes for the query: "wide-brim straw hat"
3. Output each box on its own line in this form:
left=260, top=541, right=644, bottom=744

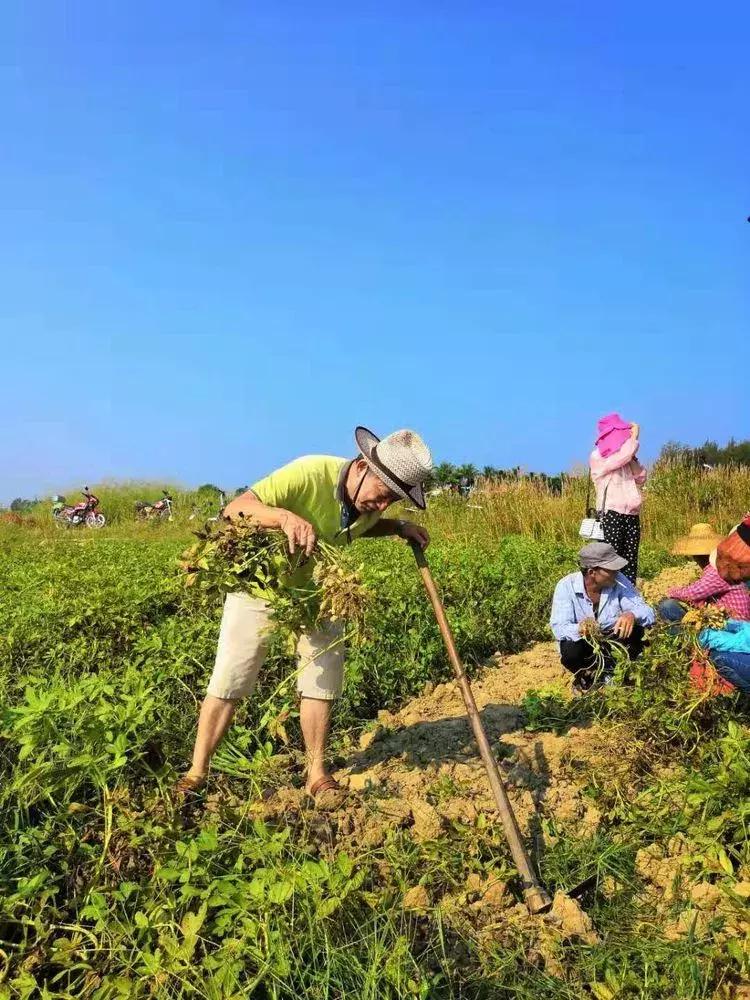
left=355, top=426, right=433, bottom=510
left=672, top=523, right=724, bottom=556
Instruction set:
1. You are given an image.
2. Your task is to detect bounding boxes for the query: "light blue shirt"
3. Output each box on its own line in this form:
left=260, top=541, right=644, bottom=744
left=700, top=620, right=750, bottom=654
left=550, top=571, right=655, bottom=643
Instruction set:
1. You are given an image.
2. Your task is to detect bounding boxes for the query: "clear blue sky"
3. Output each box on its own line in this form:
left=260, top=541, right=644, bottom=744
left=2, top=2, right=748, bottom=502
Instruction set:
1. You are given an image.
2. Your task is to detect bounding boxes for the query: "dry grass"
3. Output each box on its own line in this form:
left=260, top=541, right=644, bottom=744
left=418, top=461, right=750, bottom=549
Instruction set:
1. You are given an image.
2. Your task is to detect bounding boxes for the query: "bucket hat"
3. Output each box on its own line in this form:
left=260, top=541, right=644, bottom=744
left=579, top=541, right=628, bottom=571
left=595, top=413, right=632, bottom=458
left=355, top=426, right=433, bottom=509
left=672, top=523, right=723, bottom=557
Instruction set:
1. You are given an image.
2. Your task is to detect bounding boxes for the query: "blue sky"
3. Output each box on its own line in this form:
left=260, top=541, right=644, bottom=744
left=2, top=2, right=748, bottom=502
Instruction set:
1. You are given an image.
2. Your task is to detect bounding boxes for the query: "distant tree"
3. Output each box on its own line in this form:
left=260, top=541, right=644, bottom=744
left=10, top=497, right=34, bottom=512
left=658, top=438, right=750, bottom=468
left=431, top=463, right=457, bottom=487
left=456, top=463, right=478, bottom=483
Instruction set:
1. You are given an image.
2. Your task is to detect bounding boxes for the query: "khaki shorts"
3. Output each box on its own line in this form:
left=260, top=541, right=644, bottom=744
left=206, top=593, right=345, bottom=701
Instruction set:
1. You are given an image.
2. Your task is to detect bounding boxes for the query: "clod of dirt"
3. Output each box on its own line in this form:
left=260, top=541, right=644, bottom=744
left=689, top=882, right=723, bottom=911
left=664, top=908, right=708, bottom=941
left=438, top=799, right=478, bottom=825
left=358, top=726, right=384, bottom=751
left=360, top=818, right=390, bottom=848
left=482, top=875, right=508, bottom=907
left=375, top=798, right=412, bottom=824
left=548, top=891, right=599, bottom=944
left=403, top=885, right=430, bottom=912
left=409, top=799, right=443, bottom=841
left=347, top=772, right=381, bottom=792
left=465, top=871, right=508, bottom=908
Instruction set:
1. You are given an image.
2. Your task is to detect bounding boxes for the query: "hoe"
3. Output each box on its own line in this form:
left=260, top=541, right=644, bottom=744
left=409, top=542, right=593, bottom=915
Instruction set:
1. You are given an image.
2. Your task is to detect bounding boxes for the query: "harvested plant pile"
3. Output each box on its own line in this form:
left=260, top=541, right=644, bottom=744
left=640, top=562, right=700, bottom=604
left=181, top=516, right=371, bottom=640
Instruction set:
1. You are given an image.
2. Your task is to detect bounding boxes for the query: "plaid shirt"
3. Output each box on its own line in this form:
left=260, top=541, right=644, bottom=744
left=669, top=565, right=750, bottom=620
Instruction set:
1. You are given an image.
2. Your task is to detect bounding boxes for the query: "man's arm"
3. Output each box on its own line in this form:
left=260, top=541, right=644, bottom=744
left=618, top=576, right=656, bottom=627
left=223, top=490, right=316, bottom=556
left=362, top=518, right=430, bottom=548
left=550, top=579, right=583, bottom=642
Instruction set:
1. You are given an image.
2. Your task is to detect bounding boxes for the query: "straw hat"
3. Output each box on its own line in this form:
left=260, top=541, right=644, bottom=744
left=355, top=426, right=433, bottom=509
left=672, top=523, right=723, bottom=556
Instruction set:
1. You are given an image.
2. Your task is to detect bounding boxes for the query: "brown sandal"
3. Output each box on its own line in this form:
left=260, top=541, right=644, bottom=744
left=305, top=776, right=345, bottom=808
left=173, top=772, right=207, bottom=796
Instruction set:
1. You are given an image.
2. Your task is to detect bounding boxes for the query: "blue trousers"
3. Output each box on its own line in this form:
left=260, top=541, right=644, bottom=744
left=656, top=598, right=686, bottom=623
left=710, top=650, right=750, bottom=693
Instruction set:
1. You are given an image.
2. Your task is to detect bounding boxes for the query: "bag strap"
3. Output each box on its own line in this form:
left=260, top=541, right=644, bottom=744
left=586, top=469, right=609, bottom=518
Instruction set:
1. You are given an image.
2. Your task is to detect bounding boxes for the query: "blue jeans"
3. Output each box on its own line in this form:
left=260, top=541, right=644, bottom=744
left=710, top=650, right=750, bottom=693
left=656, top=598, right=687, bottom=623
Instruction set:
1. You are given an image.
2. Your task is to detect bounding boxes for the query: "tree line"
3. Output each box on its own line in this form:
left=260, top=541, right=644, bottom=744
left=657, top=438, right=750, bottom=468
left=428, top=463, right=565, bottom=494
left=5, top=439, right=749, bottom=511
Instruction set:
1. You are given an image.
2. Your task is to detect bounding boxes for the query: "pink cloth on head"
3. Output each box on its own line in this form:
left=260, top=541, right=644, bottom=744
left=595, top=413, right=632, bottom=458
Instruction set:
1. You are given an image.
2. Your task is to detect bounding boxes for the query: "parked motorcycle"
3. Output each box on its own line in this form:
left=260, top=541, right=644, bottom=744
left=53, top=488, right=106, bottom=528
left=135, top=491, right=174, bottom=521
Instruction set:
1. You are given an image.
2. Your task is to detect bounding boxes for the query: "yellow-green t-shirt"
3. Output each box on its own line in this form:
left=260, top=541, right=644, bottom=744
left=250, top=455, right=381, bottom=589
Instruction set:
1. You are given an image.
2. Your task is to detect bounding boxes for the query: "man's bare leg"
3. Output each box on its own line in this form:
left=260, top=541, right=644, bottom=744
left=300, top=697, right=334, bottom=793
left=184, top=695, right=237, bottom=781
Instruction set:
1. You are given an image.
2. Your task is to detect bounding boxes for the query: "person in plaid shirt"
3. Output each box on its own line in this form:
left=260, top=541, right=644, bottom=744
left=657, top=522, right=750, bottom=624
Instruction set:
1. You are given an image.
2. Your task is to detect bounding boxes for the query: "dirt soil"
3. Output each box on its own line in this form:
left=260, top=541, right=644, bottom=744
left=251, top=637, right=622, bottom=955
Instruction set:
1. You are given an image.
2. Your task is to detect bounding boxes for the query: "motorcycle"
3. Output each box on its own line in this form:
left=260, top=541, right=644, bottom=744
left=53, top=488, right=106, bottom=528
left=135, top=491, right=174, bottom=521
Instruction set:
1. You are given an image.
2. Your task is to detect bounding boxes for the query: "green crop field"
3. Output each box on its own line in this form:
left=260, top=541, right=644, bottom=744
left=1, top=465, right=749, bottom=999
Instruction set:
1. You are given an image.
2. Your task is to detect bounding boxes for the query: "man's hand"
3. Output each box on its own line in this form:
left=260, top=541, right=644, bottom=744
left=399, top=521, right=430, bottom=549
left=613, top=611, right=636, bottom=639
left=278, top=511, right=317, bottom=557
left=578, top=618, right=597, bottom=638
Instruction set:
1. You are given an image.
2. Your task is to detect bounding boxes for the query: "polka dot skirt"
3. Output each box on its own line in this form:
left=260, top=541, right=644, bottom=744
left=602, top=510, right=641, bottom=582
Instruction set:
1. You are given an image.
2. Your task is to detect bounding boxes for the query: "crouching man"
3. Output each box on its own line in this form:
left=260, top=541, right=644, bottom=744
left=550, top=542, right=655, bottom=692
left=175, top=427, right=433, bottom=802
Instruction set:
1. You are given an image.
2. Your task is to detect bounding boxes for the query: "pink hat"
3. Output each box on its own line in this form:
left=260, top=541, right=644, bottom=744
left=595, top=413, right=632, bottom=458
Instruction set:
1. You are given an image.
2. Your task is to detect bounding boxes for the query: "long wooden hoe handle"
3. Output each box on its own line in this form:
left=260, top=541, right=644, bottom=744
left=409, top=541, right=552, bottom=915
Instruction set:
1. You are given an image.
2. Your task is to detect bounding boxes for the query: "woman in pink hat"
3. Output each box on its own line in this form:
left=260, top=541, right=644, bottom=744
left=589, top=414, right=646, bottom=583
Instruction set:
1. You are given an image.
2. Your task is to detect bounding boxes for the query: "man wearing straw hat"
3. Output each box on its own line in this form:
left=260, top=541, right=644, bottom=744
left=176, top=427, right=433, bottom=802
left=657, top=522, right=750, bottom=625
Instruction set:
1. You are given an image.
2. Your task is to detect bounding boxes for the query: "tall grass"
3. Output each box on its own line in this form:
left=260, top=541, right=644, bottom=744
left=22, top=478, right=225, bottom=527
left=12, top=461, right=749, bottom=547
left=419, top=461, right=750, bottom=549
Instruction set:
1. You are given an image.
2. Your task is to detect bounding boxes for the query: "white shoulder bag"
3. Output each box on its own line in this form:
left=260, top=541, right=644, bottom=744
left=579, top=474, right=608, bottom=541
